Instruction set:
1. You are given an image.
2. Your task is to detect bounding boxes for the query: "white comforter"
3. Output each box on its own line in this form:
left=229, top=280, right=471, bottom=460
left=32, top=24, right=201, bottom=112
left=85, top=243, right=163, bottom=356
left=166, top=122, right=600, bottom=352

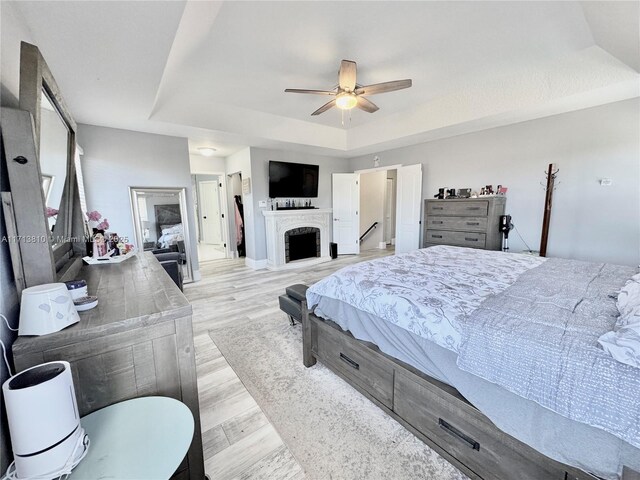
left=157, top=224, right=184, bottom=249
left=306, top=245, right=545, bottom=352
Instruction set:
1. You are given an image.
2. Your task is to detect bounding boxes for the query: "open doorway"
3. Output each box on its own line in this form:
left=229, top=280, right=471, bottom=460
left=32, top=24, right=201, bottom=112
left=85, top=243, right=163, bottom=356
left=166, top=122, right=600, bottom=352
left=333, top=164, right=421, bottom=255
left=359, top=169, right=397, bottom=250
left=227, top=172, right=246, bottom=258
left=193, top=174, right=228, bottom=262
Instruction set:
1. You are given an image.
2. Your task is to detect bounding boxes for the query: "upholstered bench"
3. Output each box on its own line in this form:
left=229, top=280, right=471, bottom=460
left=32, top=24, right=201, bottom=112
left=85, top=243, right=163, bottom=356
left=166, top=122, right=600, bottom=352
left=278, top=284, right=309, bottom=326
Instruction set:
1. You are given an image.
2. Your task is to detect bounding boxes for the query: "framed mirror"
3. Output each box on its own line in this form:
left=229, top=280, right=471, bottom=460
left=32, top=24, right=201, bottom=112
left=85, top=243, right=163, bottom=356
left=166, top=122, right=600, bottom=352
left=1, top=42, right=87, bottom=291
left=129, top=187, right=194, bottom=283
left=39, top=89, right=70, bottom=245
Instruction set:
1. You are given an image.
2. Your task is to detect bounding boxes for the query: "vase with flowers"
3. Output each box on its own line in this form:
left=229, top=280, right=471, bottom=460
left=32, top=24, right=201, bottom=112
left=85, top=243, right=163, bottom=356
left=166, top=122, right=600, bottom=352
left=86, top=210, right=110, bottom=257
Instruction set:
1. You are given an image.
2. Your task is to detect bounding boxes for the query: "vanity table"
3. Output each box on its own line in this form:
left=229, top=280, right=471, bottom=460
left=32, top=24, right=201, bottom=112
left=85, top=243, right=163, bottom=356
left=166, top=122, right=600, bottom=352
left=12, top=252, right=205, bottom=480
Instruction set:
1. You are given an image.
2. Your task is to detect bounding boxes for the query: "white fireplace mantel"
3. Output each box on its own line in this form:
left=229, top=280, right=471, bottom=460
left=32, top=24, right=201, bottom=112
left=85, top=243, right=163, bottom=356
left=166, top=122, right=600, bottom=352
left=262, top=208, right=332, bottom=271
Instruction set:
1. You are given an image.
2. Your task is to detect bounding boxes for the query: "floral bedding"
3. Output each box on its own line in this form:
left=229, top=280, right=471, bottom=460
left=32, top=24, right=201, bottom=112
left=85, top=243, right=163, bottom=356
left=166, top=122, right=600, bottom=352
left=306, top=245, right=545, bottom=353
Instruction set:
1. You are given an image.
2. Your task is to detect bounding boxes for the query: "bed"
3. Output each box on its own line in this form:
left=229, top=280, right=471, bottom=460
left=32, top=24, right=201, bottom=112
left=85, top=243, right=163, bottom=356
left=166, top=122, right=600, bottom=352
left=157, top=223, right=184, bottom=249
left=154, top=203, right=184, bottom=248
left=303, top=246, right=640, bottom=480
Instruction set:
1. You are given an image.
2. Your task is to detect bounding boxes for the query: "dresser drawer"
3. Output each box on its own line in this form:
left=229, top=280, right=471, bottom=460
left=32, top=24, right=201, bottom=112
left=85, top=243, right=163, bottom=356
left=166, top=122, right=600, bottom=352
left=427, top=201, right=489, bottom=217
left=314, top=321, right=394, bottom=409
left=427, top=216, right=488, bottom=232
left=394, top=371, right=570, bottom=480
left=425, top=230, right=486, bottom=248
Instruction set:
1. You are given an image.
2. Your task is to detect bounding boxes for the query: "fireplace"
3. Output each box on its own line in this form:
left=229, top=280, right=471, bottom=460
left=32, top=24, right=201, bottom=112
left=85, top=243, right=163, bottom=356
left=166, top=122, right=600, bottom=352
left=262, top=209, right=332, bottom=271
left=285, top=227, right=320, bottom=263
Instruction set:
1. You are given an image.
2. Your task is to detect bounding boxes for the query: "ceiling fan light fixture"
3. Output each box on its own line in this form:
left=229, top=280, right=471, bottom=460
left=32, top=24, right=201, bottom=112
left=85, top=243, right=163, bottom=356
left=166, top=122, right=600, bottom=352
left=198, top=147, right=217, bottom=157
left=335, top=93, right=358, bottom=110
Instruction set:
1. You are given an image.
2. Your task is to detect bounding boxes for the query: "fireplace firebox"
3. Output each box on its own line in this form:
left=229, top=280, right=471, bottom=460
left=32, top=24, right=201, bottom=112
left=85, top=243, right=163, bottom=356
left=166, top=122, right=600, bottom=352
left=285, top=227, right=320, bottom=263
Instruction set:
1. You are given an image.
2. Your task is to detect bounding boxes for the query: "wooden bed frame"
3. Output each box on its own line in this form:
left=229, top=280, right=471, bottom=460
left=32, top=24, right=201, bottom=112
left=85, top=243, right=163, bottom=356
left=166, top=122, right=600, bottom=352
left=301, top=301, right=637, bottom=480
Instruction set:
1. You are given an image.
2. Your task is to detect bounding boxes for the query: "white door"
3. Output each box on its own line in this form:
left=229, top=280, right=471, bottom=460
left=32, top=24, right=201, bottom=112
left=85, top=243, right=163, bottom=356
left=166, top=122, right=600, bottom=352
left=332, top=173, right=360, bottom=255
left=395, top=164, right=422, bottom=254
left=199, top=181, right=223, bottom=245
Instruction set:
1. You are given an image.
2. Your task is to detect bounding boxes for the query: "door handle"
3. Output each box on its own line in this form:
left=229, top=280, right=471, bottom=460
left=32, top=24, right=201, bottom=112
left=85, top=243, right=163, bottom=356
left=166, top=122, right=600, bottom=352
left=334, top=218, right=339, bottom=221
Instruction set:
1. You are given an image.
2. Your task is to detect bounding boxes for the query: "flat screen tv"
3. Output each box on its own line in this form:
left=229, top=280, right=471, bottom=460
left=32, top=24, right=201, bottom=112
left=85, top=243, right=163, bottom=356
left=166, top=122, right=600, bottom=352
left=269, top=161, right=319, bottom=198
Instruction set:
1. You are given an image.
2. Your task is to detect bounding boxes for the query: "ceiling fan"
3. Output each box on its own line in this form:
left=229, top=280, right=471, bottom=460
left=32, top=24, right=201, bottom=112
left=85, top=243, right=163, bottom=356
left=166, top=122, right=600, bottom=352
left=285, top=60, right=412, bottom=116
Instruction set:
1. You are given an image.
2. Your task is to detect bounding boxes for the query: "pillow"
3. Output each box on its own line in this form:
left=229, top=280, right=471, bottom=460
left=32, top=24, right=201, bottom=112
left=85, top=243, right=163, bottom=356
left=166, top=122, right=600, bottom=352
left=599, top=323, right=640, bottom=369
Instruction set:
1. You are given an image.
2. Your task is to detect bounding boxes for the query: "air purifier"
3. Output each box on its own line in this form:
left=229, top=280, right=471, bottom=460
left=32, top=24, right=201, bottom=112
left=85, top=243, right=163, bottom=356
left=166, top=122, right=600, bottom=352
left=2, top=361, right=86, bottom=479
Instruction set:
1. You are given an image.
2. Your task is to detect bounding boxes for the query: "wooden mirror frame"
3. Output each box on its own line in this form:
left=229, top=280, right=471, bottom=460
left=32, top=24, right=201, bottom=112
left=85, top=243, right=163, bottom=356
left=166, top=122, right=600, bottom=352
left=1, top=42, right=86, bottom=291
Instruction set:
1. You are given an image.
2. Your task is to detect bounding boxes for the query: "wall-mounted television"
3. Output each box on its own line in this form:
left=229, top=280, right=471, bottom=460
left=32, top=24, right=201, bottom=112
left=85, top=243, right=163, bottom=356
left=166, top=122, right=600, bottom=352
left=268, top=161, right=319, bottom=198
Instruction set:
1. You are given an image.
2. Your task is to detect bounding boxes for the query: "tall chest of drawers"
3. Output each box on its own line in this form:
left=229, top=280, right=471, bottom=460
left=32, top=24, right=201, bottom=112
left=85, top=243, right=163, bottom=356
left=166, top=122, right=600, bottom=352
left=423, top=197, right=506, bottom=250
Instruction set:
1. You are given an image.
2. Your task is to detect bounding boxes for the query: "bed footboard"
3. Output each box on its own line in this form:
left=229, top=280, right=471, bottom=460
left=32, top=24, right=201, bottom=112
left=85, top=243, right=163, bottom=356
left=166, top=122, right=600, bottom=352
left=301, top=307, right=616, bottom=480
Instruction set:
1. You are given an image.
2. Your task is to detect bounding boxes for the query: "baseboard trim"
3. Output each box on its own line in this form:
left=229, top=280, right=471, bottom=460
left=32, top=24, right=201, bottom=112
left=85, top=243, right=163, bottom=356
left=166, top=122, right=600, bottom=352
left=245, top=257, right=268, bottom=270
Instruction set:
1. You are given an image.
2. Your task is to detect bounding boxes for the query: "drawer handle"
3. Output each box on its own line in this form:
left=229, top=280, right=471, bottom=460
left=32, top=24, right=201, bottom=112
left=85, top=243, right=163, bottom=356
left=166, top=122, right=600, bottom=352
left=439, top=418, right=480, bottom=451
left=466, top=222, right=479, bottom=226
left=467, top=207, right=481, bottom=210
left=431, top=235, right=443, bottom=239
left=340, top=353, right=360, bottom=370
left=464, top=237, right=478, bottom=242
left=432, top=207, right=444, bottom=210
left=432, top=221, right=443, bottom=224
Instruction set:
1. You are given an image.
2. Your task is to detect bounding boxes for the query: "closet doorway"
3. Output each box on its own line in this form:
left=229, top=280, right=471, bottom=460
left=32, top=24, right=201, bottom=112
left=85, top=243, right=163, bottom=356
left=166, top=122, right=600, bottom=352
left=228, top=172, right=246, bottom=258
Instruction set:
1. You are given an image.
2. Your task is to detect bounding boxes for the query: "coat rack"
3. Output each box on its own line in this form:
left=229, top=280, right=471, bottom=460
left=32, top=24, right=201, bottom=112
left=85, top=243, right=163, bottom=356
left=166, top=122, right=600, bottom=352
left=539, top=163, right=559, bottom=257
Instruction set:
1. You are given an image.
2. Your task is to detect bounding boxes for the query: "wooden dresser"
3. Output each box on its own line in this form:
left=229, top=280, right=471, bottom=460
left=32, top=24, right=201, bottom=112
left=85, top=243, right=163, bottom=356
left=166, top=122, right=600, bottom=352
left=12, top=253, right=204, bottom=480
left=423, top=197, right=506, bottom=250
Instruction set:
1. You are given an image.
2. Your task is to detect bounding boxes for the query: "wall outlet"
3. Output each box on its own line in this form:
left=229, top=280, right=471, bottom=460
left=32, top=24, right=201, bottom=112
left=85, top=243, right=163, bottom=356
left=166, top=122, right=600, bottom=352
left=258, top=200, right=267, bottom=208
left=600, top=178, right=612, bottom=186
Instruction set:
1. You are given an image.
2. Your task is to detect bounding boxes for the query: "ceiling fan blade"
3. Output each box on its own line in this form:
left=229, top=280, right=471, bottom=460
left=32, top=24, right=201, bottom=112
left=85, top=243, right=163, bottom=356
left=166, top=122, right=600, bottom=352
left=311, top=99, right=336, bottom=116
left=354, top=79, right=412, bottom=96
left=356, top=96, right=379, bottom=113
left=285, top=88, right=336, bottom=95
left=338, top=60, right=357, bottom=92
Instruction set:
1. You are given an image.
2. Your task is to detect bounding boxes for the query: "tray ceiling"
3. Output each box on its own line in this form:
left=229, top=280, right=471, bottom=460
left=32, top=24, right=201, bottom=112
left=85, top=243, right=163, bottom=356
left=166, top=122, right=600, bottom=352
left=7, top=1, right=639, bottom=157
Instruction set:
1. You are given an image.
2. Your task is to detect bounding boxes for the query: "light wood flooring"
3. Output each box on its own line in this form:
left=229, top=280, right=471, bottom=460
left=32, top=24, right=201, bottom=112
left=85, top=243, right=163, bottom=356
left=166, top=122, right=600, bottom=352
left=184, top=249, right=394, bottom=479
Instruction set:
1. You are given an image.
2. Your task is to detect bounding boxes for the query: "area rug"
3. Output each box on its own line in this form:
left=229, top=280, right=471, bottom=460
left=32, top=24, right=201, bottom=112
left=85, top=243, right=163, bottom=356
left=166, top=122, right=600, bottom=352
left=209, top=313, right=468, bottom=480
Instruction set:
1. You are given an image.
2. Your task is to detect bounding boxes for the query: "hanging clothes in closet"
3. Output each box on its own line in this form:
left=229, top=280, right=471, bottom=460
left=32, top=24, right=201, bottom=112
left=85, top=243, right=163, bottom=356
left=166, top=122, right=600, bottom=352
left=234, top=195, right=246, bottom=257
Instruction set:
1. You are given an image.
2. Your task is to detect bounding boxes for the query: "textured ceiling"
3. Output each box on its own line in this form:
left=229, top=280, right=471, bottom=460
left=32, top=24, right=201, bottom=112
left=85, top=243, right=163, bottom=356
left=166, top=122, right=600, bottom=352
left=6, top=1, right=639, bottom=157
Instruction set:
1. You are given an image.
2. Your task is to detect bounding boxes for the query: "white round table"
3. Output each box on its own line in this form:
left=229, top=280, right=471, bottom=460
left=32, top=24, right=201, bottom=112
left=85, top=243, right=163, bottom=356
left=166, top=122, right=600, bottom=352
left=69, top=396, right=194, bottom=480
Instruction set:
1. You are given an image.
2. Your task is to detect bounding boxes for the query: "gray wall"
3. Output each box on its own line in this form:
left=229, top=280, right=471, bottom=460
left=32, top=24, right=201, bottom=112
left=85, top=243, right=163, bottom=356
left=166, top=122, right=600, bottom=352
left=247, top=147, right=351, bottom=262
left=77, top=124, right=200, bottom=277
left=350, top=99, right=640, bottom=266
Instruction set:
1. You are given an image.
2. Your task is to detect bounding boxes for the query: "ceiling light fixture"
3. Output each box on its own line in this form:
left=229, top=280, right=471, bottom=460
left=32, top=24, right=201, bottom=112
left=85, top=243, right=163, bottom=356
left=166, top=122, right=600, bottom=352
left=198, top=147, right=217, bottom=157
left=335, top=92, right=357, bottom=110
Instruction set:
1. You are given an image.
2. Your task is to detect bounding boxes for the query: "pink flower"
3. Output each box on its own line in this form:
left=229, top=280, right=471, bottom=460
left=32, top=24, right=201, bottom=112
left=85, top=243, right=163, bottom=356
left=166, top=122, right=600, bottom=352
left=86, top=210, right=102, bottom=222
left=46, top=207, right=59, bottom=217
left=97, top=219, right=110, bottom=231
